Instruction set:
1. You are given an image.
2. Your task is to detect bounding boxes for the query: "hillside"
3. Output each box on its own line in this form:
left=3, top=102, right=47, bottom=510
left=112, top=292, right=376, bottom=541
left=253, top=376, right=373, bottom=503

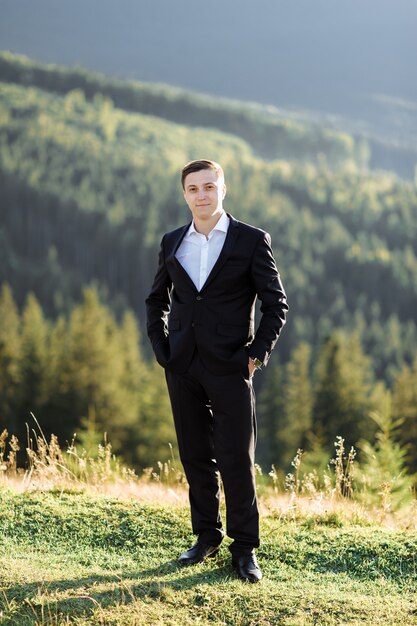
left=2, top=50, right=417, bottom=181
left=1, top=488, right=416, bottom=625
left=1, top=0, right=417, bottom=170
left=1, top=55, right=417, bottom=474
left=0, top=51, right=359, bottom=167
left=1, top=61, right=417, bottom=381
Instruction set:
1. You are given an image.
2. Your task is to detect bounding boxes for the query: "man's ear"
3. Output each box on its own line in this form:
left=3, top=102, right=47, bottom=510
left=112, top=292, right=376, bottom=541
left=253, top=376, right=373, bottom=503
left=222, top=183, right=227, bottom=199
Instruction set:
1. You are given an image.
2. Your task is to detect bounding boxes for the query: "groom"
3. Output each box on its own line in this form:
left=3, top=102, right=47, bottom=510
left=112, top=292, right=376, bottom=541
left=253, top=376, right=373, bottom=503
left=146, top=159, right=288, bottom=582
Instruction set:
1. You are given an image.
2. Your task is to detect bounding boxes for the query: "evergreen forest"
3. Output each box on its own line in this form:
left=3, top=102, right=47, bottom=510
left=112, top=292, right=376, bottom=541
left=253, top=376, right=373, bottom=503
left=1, top=52, right=417, bottom=477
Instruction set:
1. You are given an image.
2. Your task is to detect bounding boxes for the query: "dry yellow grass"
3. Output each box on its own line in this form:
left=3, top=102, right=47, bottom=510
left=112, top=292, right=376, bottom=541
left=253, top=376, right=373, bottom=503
left=1, top=425, right=416, bottom=531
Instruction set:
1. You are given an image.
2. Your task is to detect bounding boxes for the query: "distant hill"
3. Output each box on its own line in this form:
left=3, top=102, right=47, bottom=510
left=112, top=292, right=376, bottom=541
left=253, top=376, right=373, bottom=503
left=1, top=50, right=415, bottom=180
left=1, top=0, right=416, bottom=178
left=0, top=52, right=360, bottom=168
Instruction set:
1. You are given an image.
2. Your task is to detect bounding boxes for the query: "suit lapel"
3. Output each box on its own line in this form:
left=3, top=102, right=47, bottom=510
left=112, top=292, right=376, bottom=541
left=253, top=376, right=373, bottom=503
left=167, top=222, right=198, bottom=292
left=201, top=214, right=239, bottom=292
left=169, top=222, right=190, bottom=256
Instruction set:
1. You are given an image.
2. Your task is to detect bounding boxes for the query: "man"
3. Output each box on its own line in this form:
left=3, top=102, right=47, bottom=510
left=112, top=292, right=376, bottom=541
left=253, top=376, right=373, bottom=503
left=146, top=159, right=288, bottom=582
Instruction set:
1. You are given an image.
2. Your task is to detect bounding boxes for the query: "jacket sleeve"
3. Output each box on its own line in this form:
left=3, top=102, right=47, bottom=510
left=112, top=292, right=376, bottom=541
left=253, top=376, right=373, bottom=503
left=248, top=231, right=288, bottom=366
left=145, top=236, right=172, bottom=366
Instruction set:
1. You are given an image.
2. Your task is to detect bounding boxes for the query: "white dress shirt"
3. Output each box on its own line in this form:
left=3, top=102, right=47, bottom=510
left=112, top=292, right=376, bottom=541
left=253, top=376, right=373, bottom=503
left=175, top=211, right=230, bottom=291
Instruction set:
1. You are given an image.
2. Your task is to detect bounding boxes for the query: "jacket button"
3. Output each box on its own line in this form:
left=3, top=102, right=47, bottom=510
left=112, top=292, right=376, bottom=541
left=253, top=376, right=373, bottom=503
left=196, top=296, right=203, bottom=301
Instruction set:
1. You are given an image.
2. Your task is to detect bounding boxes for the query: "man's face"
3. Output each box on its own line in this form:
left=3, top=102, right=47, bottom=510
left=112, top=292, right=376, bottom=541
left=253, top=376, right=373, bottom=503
left=183, top=168, right=226, bottom=223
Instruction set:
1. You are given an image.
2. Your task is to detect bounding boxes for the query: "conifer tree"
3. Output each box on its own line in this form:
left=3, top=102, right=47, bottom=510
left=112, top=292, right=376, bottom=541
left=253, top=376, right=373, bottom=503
left=392, top=354, right=417, bottom=473
left=313, top=331, right=376, bottom=453
left=57, top=286, right=135, bottom=447
left=110, top=310, right=148, bottom=466
left=18, top=292, right=49, bottom=442
left=257, top=357, right=285, bottom=468
left=280, top=342, right=313, bottom=468
left=116, top=311, right=179, bottom=469
left=0, top=284, right=21, bottom=434
left=135, top=360, right=177, bottom=469
left=357, top=392, right=415, bottom=511
left=118, top=310, right=146, bottom=401
left=41, top=314, right=71, bottom=440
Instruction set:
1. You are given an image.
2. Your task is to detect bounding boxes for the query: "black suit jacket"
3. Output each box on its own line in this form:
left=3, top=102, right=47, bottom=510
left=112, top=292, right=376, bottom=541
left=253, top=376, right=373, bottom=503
left=146, top=214, right=288, bottom=375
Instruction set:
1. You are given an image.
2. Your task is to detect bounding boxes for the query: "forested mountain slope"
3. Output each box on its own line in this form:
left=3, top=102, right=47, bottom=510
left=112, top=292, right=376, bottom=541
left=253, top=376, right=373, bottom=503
left=0, top=52, right=368, bottom=167
left=2, top=51, right=416, bottom=179
left=1, top=73, right=417, bottom=384
left=1, top=56, right=417, bottom=472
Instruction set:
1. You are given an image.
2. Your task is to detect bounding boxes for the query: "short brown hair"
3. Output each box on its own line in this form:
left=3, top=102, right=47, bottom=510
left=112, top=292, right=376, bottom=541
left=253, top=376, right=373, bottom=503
left=181, top=159, right=224, bottom=189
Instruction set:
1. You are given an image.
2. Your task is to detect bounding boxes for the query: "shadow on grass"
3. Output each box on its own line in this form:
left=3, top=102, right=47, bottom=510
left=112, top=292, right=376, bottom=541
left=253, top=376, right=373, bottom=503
left=1, top=556, right=239, bottom=623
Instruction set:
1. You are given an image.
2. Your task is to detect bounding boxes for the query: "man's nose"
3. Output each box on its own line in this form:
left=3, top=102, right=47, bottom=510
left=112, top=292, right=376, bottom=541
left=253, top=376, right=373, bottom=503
left=197, top=188, right=207, bottom=199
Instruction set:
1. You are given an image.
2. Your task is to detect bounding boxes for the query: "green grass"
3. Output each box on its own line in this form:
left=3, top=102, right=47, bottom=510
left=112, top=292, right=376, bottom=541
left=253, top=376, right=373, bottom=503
left=0, top=489, right=416, bottom=625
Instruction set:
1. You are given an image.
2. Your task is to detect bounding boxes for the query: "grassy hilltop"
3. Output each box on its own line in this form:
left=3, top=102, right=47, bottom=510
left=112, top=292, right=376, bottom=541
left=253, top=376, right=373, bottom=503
left=1, top=487, right=416, bottom=626
left=0, top=435, right=416, bottom=626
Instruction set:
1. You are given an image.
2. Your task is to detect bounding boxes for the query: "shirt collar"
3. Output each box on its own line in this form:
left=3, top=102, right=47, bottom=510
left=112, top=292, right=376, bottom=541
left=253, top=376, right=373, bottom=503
left=187, top=211, right=229, bottom=237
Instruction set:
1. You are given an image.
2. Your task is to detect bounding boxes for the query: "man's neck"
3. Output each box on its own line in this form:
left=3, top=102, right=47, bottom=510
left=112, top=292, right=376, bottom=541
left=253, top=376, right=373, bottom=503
left=193, top=211, right=224, bottom=238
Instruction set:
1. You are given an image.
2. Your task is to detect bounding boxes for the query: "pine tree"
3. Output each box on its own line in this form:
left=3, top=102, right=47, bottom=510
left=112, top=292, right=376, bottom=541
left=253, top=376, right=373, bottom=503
left=18, top=292, right=49, bottom=442
left=280, top=342, right=313, bottom=468
left=357, top=392, right=415, bottom=511
left=257, top=357, right=285, bottom=468
left=312, top=331, right=376, bottom=453
left=41, top=314, right=71, bottom=440
left=110, top=310, right=148, bottom=466
left=118, top=311, right=146, bottom=403
left=0, top=284, right=21, bottom=434
left=135, top=360, right=177, bottom=469
left=392, top=354, right=417, bottom=473
left=57, top=286, right=133, bottom=447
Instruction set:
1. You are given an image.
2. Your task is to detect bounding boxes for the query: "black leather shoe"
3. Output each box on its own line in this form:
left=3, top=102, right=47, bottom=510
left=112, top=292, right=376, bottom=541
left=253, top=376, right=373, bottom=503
left=178, top=542, right=221, bottom=566
left=232, top=553, right=262, bottom=583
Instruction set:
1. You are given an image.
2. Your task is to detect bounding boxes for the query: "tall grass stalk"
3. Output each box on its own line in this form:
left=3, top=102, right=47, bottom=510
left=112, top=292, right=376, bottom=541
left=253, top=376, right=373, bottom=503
left=1, top=420, right=416, bottom=529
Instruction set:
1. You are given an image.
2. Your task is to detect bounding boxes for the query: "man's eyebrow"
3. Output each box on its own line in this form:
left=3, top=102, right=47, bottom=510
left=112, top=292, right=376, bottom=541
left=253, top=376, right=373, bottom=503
left=186, top=182, right=217, bottom=190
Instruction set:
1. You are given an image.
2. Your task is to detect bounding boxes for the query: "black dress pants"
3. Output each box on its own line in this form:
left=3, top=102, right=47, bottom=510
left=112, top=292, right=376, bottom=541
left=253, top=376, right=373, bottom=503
left=165, top=351, right=259, bottom=556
